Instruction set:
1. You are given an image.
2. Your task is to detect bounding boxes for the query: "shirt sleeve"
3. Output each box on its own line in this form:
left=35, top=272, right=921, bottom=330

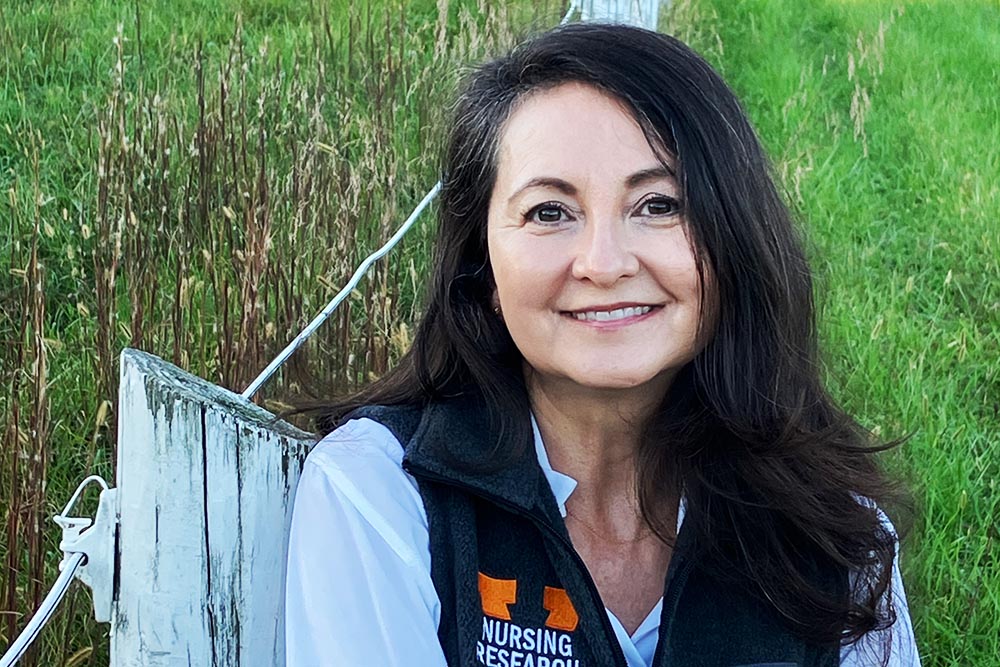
left=284, top=419, right=447, bottom=667
left=839, top=508, right=922, bottom=667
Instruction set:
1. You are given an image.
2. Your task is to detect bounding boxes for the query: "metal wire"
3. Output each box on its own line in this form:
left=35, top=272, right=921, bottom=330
left=0, top=553, right=85, bottom=667
left=241, top=182, right=442, bottom=399
left=241, top=1, right=581, bottom=402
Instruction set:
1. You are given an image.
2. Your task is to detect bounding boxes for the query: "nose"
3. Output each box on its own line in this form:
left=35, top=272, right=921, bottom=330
left=570, top=217, right=639, bottom=287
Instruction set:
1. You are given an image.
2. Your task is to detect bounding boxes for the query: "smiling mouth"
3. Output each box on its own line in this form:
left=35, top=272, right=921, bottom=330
left=565, top=305, right=659, bottom=322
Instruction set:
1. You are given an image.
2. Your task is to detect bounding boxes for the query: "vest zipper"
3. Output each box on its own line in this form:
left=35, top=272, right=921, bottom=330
left=404, top=461, right=630, bottom=667
left=650, top=551, right=693, bottom=667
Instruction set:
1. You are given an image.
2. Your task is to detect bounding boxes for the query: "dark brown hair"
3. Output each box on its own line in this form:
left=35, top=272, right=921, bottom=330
left=304, top=22, right=911, bottom=661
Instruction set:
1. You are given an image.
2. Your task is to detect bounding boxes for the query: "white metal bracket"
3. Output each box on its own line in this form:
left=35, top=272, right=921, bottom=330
left=53, top=476, right=117, bottom=623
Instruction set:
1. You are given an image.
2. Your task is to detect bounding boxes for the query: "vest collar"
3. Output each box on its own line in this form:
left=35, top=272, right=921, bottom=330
left=403, top=391, right=689, bottom=535
left=402, top=392, right=546, bottom=515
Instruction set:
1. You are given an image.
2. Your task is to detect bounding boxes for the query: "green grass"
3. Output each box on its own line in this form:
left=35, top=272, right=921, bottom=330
left=669, top=0, right=999, bottom=663
left=1, top=0, right=997, bottom=665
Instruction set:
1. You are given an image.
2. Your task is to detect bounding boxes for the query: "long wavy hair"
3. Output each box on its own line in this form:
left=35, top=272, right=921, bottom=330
left=304, top=22, right=910, bottom=661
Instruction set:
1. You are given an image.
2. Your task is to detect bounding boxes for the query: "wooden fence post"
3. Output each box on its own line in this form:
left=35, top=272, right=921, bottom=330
left=578, top=0, right=664, bottom=31
left=111, top=348, right=314, bottom=666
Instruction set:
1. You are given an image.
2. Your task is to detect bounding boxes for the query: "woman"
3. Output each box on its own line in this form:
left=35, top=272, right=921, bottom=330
left=285, top=23, right=921, bottom=667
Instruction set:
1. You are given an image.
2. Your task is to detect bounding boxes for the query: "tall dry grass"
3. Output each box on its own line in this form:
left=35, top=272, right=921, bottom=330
left=0, top=1, right=567, bottom=663
left=2, top=139, right=50, bottom=667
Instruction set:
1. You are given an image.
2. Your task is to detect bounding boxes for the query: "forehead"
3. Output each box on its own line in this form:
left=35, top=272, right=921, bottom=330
left=494, top=82, right=674, bottom=188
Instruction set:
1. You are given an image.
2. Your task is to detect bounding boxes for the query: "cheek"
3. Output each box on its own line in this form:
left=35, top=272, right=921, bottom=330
left=488, top=243, right=520, bottom=300
left=698, top=274, right=720, bottom=343
left=489, top=234, right=566, bottom=306
left=494, top=265, right=559, bottom=324
left=681, top=255, right=717, bottom=345
left=668, top=232, right=707, bottom=298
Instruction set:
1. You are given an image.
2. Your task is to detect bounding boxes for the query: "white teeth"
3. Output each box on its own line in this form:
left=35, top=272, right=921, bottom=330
left=572, top=305, right=652, bottom=322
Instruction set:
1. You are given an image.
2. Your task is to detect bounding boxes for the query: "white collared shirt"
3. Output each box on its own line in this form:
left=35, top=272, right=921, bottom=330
left=285, top=416, right=922, bottom=666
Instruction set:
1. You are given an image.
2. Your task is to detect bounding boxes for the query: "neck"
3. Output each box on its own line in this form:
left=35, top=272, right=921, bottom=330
left=525, top=369, right=673, bottom=530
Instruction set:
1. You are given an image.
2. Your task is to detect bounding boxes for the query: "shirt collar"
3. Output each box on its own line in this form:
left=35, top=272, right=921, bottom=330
left=530, top=413, right=578, bottom=518
left=530, top=412, right=687, bottom=532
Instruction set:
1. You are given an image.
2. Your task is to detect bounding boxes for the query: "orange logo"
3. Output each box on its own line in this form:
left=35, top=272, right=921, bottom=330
left=478, top=572, right=517, bottom=620
left=542, top=586, right=579, bottom=631
left=477, top=572, right=578, bottom=631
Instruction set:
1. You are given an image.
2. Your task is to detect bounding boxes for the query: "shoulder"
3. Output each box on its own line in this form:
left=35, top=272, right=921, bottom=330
left=297, top=416, right=429, bottom=567
left=852, top=493, right=900, bottom=536
left=308, top=416, right=412, bottom=477
left=286, top=417, right=444, bottom=664
left=840, top=498, right=922, bottom=666
left=845, top=494, right=906, bottom=593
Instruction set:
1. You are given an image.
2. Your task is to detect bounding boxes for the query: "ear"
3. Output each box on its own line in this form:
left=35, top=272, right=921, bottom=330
left=490, top=289, right=502, bottom=318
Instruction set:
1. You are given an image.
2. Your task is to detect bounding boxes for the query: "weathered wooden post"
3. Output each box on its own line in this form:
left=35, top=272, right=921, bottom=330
left=111, top=348, right=314, bottom=666
left=579, top=0, right=664, bottom=31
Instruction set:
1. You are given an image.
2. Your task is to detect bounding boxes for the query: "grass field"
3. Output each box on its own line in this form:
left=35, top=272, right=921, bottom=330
left=1, top=0, right=997, bottom=665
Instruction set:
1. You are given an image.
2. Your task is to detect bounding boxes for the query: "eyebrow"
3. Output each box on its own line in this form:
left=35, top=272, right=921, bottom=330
left=506, top=165, right=677, bottom=206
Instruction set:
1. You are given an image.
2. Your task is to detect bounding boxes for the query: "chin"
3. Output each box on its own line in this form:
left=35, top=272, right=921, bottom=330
left=574, top=371, right=661, bottom=391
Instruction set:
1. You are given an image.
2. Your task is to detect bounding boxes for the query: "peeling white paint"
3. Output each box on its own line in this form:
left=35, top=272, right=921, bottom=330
left=113, top=349, right=313, bottom=666
left=578, top=0, right=664, bottom=31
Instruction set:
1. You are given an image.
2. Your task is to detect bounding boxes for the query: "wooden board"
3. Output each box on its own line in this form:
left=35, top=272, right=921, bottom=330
left=112, top=348, right=314, bottom=666
left=579, top=0, right=663, bottom=30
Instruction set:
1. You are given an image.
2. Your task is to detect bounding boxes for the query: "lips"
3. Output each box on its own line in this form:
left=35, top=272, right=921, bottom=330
left=569, top=305, right=653, bottom=322
left=561, top=302, right=663, bottom=323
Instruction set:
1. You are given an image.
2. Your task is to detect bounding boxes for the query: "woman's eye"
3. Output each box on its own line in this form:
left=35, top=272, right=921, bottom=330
left=639, top=196, right=683, bottom=217
left=525, top=203, right=570, bottom=225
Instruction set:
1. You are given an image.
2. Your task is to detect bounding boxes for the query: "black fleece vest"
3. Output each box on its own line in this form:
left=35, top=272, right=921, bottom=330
left=347, top=397, right=843, bottom=667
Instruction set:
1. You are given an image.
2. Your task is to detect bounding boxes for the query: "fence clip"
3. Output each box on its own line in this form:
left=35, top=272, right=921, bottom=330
left=53, top=475, right=117, bottom=623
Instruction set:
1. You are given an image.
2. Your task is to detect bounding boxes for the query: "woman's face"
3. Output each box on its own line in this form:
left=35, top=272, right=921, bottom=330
left=487, top=82, right=714, bottom=396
